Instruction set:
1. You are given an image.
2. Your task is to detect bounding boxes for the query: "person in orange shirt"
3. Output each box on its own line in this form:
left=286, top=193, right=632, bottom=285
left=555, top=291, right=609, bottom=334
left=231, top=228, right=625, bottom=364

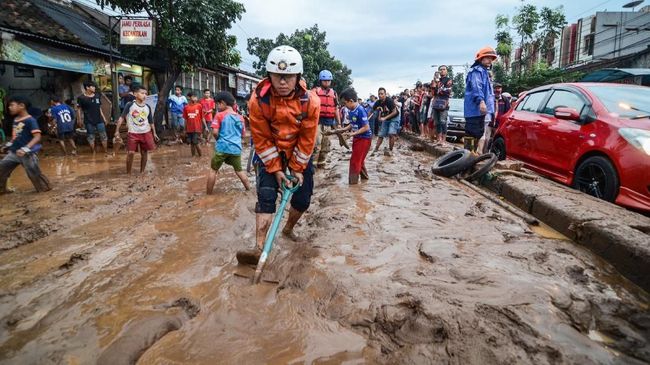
left=200, top=89, right=216, bottom=144
left=183, top=92, right=204, bottom=157
left=236, top=45, right=320, bottom=265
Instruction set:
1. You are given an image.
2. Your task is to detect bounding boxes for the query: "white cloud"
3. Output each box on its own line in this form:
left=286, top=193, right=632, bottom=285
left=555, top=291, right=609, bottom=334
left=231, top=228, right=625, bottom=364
left=231, top=0, right=606, bottom=97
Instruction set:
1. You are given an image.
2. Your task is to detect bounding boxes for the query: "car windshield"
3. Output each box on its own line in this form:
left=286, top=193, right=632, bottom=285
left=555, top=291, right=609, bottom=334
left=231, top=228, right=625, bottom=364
left=449, top=98, right=463, bottom=112
left=583, top=85, right=650, bottom=119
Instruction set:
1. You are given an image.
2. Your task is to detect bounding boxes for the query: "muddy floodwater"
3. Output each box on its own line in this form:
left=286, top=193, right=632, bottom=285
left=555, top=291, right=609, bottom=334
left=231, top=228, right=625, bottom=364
left=0, top=141, right=648, bottom=365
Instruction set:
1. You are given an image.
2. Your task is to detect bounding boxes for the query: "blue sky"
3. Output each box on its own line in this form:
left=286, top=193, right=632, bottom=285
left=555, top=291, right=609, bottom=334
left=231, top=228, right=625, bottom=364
left=229, top=0, right=639, bottom=97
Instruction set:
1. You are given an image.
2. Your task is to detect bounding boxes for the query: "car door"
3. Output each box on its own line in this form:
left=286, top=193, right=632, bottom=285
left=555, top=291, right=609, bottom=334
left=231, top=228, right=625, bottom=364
left=535, top=89, right=589, bottom=179
left=504, top=90, right=549, bottom=162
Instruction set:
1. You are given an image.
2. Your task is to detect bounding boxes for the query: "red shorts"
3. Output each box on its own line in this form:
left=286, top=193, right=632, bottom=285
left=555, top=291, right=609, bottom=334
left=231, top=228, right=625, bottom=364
left=349, top=137, right=372, bottom=175
left=127, top=132, right=155, bottom=152
left=427, top=119, right=435, bottom=130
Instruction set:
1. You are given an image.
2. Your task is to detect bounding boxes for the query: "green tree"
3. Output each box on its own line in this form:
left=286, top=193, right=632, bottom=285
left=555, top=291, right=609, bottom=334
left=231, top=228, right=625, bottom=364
left=504, top=62, right=583, bottom=95
left=512, top=4, right=540, bottom=73
left=446, top=66, right=466, bottom=99
left=444, top=66, right=465, bottom=99
left=246, top=25, right=352, bottom=94
left=539, top=6, right=567, bottom=62
left=452, top=73, right=465, bottom=98
left=492, top=63, right=509, bottom=86
left=96, top=0, right=245, bottom=127
left=494, top=14, right=513, bottom=71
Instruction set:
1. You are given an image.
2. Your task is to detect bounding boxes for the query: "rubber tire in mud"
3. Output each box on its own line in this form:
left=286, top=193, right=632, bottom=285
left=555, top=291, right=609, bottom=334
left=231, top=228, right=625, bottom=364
left=491, top=137, right=506, bottom=161
left=431, top=149, right=475, bottom=177
left=573, top=156, right=619, bottom=203
left=465, top=153, right=498, bottom=182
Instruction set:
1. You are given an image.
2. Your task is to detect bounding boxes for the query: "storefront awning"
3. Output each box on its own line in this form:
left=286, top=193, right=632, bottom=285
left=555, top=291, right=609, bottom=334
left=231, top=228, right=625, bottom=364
left=0, top=38, right=109, bottom=75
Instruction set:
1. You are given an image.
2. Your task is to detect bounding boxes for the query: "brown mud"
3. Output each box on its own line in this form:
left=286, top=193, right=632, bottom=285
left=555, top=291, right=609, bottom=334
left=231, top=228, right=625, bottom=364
left=0, top=141, right=648, bottom=364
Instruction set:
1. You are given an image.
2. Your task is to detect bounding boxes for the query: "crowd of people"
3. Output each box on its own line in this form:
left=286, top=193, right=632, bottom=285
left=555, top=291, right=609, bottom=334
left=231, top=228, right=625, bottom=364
left=348, top=46, right=513, bottom=158
left=1, top=44, right=512, bottom=265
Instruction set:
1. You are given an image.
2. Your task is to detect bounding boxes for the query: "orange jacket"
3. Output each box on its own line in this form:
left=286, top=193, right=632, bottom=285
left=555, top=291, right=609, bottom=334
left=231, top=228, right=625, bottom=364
left=248, top=78, right=320, bottom=174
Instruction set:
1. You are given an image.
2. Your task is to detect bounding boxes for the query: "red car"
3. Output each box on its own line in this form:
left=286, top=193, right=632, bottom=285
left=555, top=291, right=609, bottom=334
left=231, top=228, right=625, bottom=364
left=492, top=82, right=650, bottom=212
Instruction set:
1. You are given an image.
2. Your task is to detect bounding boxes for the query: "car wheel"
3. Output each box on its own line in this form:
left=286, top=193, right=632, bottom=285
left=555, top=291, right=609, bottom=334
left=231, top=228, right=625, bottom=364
left=573, top=156, right=619, bottom=202
left=491, top=137, right=506, bottom=161
left=431, top=149, right=475, bottom=177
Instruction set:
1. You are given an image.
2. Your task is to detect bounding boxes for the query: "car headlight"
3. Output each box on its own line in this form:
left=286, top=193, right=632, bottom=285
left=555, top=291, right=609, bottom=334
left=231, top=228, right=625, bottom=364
left=619, top=128, right=650, bottom=155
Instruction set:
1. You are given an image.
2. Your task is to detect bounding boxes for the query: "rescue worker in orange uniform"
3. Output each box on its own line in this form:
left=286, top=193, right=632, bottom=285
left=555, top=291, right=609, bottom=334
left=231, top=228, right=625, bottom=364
left=312, top=70, right=341, bottom=168
left=236, top=45, right=320, bottom=265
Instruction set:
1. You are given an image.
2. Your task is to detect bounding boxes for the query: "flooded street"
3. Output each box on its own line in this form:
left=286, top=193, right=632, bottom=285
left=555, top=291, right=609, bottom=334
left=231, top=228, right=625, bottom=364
left=0, top=141, right=648, bottom=365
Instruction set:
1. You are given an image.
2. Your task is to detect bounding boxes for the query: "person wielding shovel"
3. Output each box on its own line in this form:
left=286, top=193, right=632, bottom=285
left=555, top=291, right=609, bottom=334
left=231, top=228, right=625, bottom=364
left=236, top=45, right=320, bottom=265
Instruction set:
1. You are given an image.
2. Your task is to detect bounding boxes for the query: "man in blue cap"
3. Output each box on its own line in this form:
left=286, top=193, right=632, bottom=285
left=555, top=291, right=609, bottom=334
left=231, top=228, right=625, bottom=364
left=312, top=70, right=342, bottom=168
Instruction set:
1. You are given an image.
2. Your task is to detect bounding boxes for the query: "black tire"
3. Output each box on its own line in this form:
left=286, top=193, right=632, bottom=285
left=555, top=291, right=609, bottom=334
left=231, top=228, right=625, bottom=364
left=491, top=136, right=506, bottom=161
left=431, top=149, right=476, bottom=177
left=573, top=156, right=619, bottom=202
left=466, top=153, right=498, bottom=182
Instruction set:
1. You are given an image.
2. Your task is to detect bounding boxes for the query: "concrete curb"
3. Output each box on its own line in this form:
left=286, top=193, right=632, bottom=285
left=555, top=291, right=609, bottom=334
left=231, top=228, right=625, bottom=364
left=401, top=132, right=650, bottom=292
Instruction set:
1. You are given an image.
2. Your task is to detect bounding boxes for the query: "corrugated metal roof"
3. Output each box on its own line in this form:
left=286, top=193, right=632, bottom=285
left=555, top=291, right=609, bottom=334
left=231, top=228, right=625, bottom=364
left=0, top=0, right=80, bottom=44
left=31, top=0, right=112, bottom=52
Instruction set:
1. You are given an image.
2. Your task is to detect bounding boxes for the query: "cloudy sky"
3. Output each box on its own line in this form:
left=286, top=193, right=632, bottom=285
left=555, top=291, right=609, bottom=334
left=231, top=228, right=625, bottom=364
left=229, top=0, right=635, bottom=97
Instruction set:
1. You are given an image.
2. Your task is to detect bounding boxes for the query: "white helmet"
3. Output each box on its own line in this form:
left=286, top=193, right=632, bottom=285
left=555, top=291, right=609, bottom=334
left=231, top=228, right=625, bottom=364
left=265, top=45, right=303, bottom=74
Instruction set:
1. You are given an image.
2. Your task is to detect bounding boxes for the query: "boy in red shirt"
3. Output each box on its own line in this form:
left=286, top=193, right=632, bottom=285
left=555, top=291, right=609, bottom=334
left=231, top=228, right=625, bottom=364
left=200, top=89, right=215, bottom=144
left=183, top=92, right=203, bottom=157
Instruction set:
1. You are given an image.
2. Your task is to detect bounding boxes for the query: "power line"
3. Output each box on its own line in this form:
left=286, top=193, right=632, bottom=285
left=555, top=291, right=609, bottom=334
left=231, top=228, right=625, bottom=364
left=527, top=11, right=650, bottom=65
left=236, top=22, right=251, bottom=38
left=73, top=0, right=121, bottom=15
left=590, top=21, right=650, bottom=49
left=578, top=11, right=650, bottom=48
left=558, top=14, right=650, bottom=64
left=589, top=37, right=650, bottom=59
left=569, top=0, right=617, bottom=20
left=513, top=6, right=648, bottom=52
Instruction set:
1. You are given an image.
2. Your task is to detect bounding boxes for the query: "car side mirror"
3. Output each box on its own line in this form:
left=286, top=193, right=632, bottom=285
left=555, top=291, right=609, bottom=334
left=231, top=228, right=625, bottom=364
left=554, top=107, right=580, bottom=121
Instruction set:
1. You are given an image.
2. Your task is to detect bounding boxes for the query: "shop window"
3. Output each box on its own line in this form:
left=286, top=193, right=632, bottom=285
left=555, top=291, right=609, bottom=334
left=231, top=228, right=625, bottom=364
left=584, top=34, right=594, bottom=56
left=220, top=76, right=228, bottom=91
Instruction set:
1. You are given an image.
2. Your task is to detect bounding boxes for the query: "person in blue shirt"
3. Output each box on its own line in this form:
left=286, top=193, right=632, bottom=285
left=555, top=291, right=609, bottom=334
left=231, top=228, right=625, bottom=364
left=339, top=88, right=372, bottom=184
left=464, top=46, right=497, bottom=153
left=206, top=91, right=251, bottom=194
left=0, top=95, right=51, bottom=193
left=49, top=96, right=77, bottom=156
left=167, top=85, right=187, bottom=140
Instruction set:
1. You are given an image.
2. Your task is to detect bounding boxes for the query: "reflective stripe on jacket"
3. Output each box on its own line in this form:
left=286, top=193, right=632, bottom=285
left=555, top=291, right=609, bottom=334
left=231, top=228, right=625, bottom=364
left=248, top=78, right=320, bottom=174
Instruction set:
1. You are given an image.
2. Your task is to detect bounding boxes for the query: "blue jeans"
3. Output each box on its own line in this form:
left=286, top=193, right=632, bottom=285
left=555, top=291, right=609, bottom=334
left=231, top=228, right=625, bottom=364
left=85, top=122, right=107, bottom=144
left=378, top=119, right=400, bottom=138
left=170, top=113, right=185, bottom=131
left=433, top=109, right=449, bottom=134
left=369, top=113, right=379, bottom=136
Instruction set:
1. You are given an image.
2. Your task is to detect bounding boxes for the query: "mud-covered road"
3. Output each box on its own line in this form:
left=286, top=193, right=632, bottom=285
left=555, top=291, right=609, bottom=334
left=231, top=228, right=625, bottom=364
left=0, top=141, right=648, bottom=365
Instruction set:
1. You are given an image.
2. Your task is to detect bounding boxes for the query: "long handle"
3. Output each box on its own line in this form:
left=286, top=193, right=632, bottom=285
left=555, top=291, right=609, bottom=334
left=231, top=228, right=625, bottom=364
left=246, top=140, right=255, bottom=173
left=252, top=190, right=293, bottom=284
